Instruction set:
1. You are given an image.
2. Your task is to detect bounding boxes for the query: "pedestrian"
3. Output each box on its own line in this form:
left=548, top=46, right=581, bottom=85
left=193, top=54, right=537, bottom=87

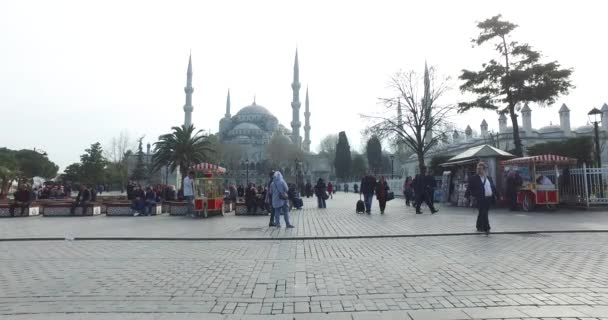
left=183, top=171, right=195, bottom=217
left=265, top=171, right=276, bottom=226
left=245, top=183, right=258, bottom=214
left=327, top=181, right=334, bottom=199
left=359, top=172, right=377, bottom=214
left=465, top=162, right=498, bottom=234
left=425, top=169, right=437, bottom=207
left=403, top=176, right=413, bottom=207
left=305, top=182, right=313, bottom=198
left=413, top=167, right=438, bottom=214
left=353, top=183, right=359, bottom=194
left=344, top=183, right=349, bottom=193
left=269, top=171, right=294, bottom=228
left=376, top=176, right=390, bottom=214
left=315, top=178, right=327, bottom=208
left=506, top=169, right=522, bottom=211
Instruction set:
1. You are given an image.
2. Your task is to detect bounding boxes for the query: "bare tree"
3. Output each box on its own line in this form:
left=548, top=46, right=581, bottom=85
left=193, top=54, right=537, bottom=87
left=363, top=64, right=456, bottom=173
left=104, top=131, right=133, bottom=192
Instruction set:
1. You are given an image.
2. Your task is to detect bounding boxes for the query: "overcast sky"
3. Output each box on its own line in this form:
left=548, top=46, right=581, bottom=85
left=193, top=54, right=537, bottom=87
left=1, top=0, right=606, bottom=170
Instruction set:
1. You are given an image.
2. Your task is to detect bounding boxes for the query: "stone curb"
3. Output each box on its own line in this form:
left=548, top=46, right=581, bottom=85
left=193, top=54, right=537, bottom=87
left=0, top=229, right=607, bottom=242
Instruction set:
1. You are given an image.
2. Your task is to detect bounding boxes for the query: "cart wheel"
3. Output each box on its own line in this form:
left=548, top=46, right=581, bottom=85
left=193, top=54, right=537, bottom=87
left=522, top=193, right=535, bottom=212
left=546, top=204, right=557, bottom=211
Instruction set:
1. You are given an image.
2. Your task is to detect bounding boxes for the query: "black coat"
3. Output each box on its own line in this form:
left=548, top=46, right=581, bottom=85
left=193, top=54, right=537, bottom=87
left=465, top=175, right=498, bottom=204
left=360, top=176, right=377, bottom=195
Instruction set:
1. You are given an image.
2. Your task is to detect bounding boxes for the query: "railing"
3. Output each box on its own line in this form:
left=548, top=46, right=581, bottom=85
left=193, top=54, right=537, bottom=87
left=540, top=164, right=608, bottom=207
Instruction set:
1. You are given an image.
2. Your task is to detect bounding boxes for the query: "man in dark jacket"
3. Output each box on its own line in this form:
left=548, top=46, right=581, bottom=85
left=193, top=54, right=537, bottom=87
left=71, top=185, right=91, bottom=215
left=360, top=173, right=377, bottom=214
left=265, top=171, right=276, bottom=225
left=506, top=169, right=522, bottom=211
left=465, top=162, right=498, bottom=234
left=10, top=185, right=32, bottom=216
left=144, top=187, right=157, bottom=216
left=413, top=167, right=438, bottom=214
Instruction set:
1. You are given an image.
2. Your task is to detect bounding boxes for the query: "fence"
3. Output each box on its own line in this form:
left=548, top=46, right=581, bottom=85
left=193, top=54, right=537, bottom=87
left=539, top=164, right=608, bottom=208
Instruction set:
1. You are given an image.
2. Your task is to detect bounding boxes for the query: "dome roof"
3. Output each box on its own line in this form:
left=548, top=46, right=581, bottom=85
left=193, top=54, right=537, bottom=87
left=575, top=125, right=594, bottom=133
left=538, top=125, right=561, bottom=133
left=275, top=134, right=293, bottom=145
left=233, top=122, right=262, bottom=131
left=235, top=103, right=275, bottom=118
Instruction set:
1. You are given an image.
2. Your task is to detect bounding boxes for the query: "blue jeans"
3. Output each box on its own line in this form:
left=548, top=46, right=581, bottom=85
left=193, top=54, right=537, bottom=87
left=317, top=195, right=326, bottom=208
left=185, top=195, right=194, bottom=214
left=131, top=199, right=145, bottom=212
left=363, top=193, right=373, bottom=213
left=146, top=200, right=156, bottom=215
left=273, top=204, right=291, bottom=226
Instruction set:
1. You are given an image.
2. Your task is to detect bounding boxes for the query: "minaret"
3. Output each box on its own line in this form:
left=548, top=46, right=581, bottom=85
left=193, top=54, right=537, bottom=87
left=423, top=62, right=432, bottom=144
left=559, top=103, right=571, bottom=136
left=303, top=86, right=311, bottom=152
left=480, top=119, right=488, bottom=137
left=290, top=49, right=302, bottom=147
left=602, top=103, right=608, bottom=131
left=183, top=54, right=194, bottom=127
left=225, top=89, right=231, bottom=118
left=521, top=103, right=532, bottom=135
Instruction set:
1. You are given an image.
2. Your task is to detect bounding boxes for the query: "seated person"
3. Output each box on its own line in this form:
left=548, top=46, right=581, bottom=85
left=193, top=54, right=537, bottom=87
left=144, top=187, right=157, bottom=215
left=10, top=184, right=32, bottom=217
left=536, top=175, right=554, bottom=186
left=70, top=185, right=91, bottom=215
left=131, top=185, right=146, bottom=216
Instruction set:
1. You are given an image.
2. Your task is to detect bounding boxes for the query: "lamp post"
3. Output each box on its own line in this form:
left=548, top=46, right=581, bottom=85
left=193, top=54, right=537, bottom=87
left=245, top=159, right=249, bottom=186
left=588, top=108, right=602, bottom=167
left=390, top=155, right=395, bottom=179
left=589, top=107, right=603, bottom=198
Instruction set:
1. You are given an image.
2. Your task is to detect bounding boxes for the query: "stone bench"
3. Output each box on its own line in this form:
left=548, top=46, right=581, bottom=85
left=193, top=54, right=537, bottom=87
left=0, top=203, right=40, bottom=217
left=235, top=202, right=268, bottom=216
left=105, top=202, right=162, bottom=216
left=165, top=201, right=190, bottom=216
left=42, top=202, right=101, bottom=217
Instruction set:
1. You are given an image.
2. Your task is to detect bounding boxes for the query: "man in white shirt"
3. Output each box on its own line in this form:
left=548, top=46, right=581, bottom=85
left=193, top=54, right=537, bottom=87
left=465, top=162, right=498, bottom=234
left=183, top=171, right=195, bottom=217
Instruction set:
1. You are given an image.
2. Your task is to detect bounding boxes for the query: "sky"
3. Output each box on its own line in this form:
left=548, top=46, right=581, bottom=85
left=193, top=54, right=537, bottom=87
left=1, top=0, right=607, bottom=171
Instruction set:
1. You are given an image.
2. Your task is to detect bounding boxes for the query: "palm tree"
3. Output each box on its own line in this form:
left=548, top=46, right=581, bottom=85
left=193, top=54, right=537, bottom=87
left=150, top=125, right=216, bottom=186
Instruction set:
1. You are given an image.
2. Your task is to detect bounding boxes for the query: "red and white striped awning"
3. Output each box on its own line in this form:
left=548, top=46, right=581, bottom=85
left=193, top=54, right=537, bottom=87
left=191, top=163, right=226, bottom=174
left=502, top=154, right=577, bottom=166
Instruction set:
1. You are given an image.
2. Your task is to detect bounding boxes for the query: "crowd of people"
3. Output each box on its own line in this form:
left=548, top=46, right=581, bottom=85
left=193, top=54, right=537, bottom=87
left=126, top=181, right=178, bottom=216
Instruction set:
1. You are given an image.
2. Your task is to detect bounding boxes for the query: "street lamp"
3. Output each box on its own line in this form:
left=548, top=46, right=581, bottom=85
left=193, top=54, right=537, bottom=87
left=588, top=108, right=602, bottom=167
left=390, top=155, right=395, bottom=179
left=245, top=159, right=250, bottom=186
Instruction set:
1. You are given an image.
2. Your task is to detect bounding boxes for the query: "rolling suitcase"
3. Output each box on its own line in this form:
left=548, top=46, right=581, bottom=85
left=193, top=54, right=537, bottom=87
left=356, top=195, right=365, bottom=213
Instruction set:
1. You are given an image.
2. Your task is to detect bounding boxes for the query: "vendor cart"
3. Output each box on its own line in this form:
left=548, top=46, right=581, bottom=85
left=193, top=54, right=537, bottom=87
left=192, top=163, right=227, bottom=218
left=502, top=155, right=576, bottom=211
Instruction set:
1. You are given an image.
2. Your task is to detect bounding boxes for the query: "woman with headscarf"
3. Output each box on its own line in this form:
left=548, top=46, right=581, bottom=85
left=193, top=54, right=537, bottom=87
left=376, top=176, right=390, bottom=214
left=268, top=171, right=294, bottom=228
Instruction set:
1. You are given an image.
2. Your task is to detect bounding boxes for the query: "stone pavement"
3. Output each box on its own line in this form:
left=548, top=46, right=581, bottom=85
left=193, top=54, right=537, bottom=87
left=1, top=193, right=608, bottom=240
left=1, top=233, right=608, bottom=319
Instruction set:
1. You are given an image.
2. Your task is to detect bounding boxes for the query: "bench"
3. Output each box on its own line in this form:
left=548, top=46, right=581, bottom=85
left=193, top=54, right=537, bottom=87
left=165, top=201, right=190, bottom=216
left=42, top=202, right=101, bottom=216
left=235, top=202, right=268, bottom=216
left=105, top=202, right=162, bottom=216
left=0, top=203, right=40, bottom=217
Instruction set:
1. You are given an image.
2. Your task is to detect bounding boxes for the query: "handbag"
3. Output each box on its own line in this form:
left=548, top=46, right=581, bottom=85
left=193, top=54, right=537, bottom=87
left=322, top=192, right=329, bottom=200
left=386, top=191, right=395, bottom=201
left=273, top=182, right=289, bottom=200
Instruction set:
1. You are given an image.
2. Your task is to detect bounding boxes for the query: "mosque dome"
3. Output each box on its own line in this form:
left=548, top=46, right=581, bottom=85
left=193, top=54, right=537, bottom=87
left=233, top=122, right=262, bottom=131
left=575, top=124, right=594, bottom=133
left=538, top=125, right=561, bottom=133
left=235, top=103, right=276, bottom=118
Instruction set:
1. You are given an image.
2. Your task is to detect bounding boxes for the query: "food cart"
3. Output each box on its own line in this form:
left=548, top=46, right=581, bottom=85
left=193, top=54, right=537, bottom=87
left=501, top=154, right=577, bottom=211
left=192, top=163, right=227, bottom=218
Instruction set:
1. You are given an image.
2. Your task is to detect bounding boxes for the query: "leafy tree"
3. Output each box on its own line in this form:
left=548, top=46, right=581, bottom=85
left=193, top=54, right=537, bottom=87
left=130, top=137, right=148, bottom=182
left=0, top=148, right=59, bottom=198
left=266, top=132, right=303, bottom=169
left=79, top=142, right=107, bottom=186
left=366, top=136, right=383, bottom=174
left=14, top=149, right=59, bottom=179
left=351, top=153, right=367, bottom=179
left=334, top=131, right=352, bottom=181
left=527, top=137, right=593, bottom=165
left=365, top=64, right=455, bottom=173
left=458, top=15, right=573, bottom=156
left=150, top=125, right=216, bottom=187
left=62, top=163, right=83, bottom=184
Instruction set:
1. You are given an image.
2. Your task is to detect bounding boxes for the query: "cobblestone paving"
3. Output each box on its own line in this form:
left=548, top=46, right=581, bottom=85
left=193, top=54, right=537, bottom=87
left=1, top=193, right=608, bottom=240
left=1, top=233, right=608, bottom=319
